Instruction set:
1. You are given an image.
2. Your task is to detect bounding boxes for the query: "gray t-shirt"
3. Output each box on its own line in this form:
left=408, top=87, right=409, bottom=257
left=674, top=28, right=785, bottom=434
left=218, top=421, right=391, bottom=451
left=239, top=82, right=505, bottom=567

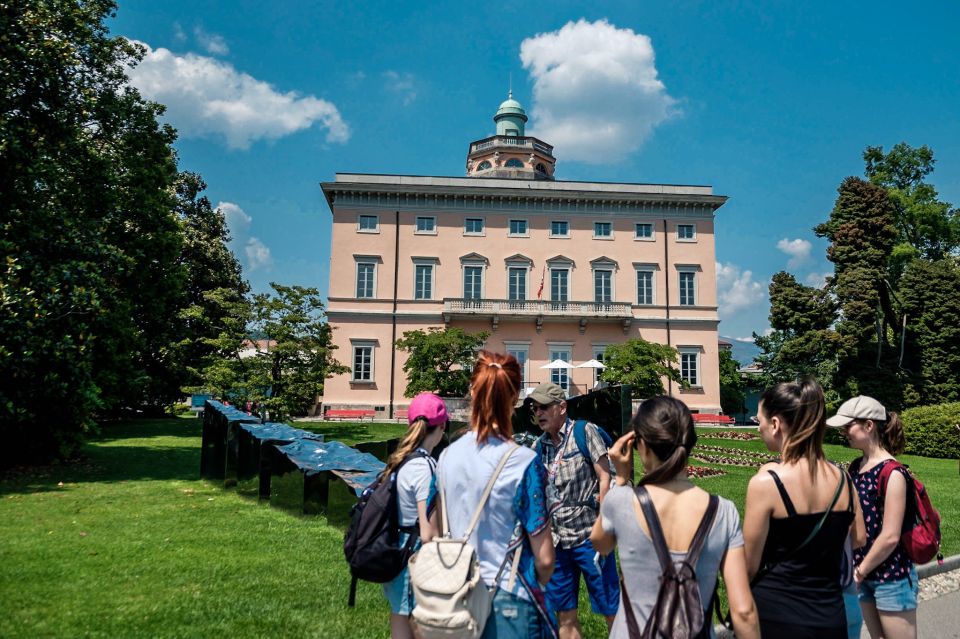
left=600, top=485, right=744, bottom=639
left=396, top=453, right=435, bottom=527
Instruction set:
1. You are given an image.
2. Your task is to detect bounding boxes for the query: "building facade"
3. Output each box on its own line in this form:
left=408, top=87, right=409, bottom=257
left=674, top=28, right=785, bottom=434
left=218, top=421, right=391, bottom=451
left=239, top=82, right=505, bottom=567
left=320, top=95, right=727, bottom=417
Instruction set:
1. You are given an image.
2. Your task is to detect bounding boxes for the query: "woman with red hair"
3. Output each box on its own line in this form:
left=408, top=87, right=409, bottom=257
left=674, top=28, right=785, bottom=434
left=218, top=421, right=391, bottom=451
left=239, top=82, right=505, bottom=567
left=433, top=351, right=556, bottom=638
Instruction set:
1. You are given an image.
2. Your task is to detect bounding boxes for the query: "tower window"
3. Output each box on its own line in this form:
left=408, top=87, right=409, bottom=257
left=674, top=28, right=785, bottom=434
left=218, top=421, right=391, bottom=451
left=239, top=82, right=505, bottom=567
left=505, top=158, right=524, bottom=168
left=535, top=163, right=547, bottom=174
left=476, top=160, right=492, bottom=171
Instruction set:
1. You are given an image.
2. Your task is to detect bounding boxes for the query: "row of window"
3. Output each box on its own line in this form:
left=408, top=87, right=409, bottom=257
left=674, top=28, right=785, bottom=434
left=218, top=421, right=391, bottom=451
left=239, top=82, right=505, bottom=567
left=355, top=260, right=699, bottom=306
left=357, top=214, right=696, bottom=241
left=351, top=342, right=701, bottom=387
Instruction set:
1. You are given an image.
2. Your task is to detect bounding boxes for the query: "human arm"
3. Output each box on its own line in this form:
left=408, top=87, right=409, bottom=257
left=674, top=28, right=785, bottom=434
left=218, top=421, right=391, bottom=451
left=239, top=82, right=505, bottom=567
left=742, top=468, right=775, bottom=580
left=608, top=431, right=635, bottom=487
left=417, top=500, right=438, bottom=543
left=595, top=456, right=612, bottom=503
left=720, top=546, right=760, bottom=639
left=586, top=424, right=613, bottom=502
left=589, top=512, right=616, bottom=556
left=855, top=468, right=908, bottom=583
left=529, top=524, right=555, bottom=586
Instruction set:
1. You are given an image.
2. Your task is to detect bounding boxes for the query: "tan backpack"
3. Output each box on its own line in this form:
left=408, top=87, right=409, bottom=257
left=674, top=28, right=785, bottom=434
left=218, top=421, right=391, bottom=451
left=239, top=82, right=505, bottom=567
left=409, top=445, right=518, bottom=639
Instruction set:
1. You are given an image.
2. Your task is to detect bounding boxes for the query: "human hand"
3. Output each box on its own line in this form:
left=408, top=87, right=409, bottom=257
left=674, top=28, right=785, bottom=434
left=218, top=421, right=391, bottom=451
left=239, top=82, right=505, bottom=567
left=854, top=565, right=865, bottom=585
left=609, top=431, right=635, bottom=484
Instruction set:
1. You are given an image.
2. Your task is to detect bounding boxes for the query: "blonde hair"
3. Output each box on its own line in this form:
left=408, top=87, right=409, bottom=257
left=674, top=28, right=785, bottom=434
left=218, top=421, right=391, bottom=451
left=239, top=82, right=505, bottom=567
left=380, top=417, right=432, bottom=480
left=760, top=378, right=827, bottom=480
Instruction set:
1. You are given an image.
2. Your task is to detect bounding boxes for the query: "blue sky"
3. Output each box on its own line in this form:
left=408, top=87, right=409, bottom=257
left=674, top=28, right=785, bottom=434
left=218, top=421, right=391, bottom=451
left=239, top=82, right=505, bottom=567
left=110, top=0, right=960, bottom=342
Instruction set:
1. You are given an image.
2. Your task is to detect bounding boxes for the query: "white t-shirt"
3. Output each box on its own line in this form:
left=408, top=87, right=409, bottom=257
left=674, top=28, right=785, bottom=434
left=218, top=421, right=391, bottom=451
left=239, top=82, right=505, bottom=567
left=395, top=452, right=436, bottom=528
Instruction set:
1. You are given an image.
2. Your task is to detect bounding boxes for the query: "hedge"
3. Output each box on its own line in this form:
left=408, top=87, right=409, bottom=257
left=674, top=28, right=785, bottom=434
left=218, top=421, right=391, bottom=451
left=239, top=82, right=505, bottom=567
left=900, top=402, right=960, bottom=459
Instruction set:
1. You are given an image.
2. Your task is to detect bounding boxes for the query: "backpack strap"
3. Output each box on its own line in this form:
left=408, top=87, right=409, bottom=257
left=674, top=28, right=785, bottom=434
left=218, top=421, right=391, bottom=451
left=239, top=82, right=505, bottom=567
left=439, top=443, right=519, bottom=538
left=572, top=419, right=591, bottom=462
left=877, top=460, right=907, bottom=497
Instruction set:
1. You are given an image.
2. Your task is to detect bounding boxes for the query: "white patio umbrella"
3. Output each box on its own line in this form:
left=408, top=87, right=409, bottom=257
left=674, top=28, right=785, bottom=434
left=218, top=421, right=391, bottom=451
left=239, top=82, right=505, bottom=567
left=576, top=359, right=606, bottom=387
left=540, top=359, right=574, bottom=370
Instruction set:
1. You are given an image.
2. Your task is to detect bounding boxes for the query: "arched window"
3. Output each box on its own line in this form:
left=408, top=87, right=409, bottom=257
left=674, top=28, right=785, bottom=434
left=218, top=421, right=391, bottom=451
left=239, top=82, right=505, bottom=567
left=477, top=160, right=492, bottom=171
left=535, top=163, right=547, bottom=174
left=505, top=158, right=524, bottom=168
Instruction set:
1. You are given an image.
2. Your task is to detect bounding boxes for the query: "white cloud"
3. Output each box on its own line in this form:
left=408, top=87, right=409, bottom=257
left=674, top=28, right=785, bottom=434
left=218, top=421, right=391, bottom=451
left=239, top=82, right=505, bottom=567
left=173, top=23, right=186, bottom=43
left=519, top=19, right=677, bottom=164
left=732, top=336, right=756, bottom=343
left=244, top=237, right=273, bottom=271
left=218, top=201, right=272, bottom=272
left=193, top=26, right=229, bottom=56
left=383, top=71, right=416, bottom=106
left=716, top=262, right=766, bottom=316
left=127, top=41, right=350, bottom=149
left=777, top=238, right=812, bottom=268
left=804, top=271, right=830, bottom=288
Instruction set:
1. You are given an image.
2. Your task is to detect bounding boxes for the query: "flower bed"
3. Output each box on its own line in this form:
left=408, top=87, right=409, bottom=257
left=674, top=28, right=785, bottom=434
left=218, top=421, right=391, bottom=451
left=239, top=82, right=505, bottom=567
left=686, top=465, right=726, bottom=478
left=690, top=444, right=779, bottom=468
left=699, top=430, right=757, bottom=441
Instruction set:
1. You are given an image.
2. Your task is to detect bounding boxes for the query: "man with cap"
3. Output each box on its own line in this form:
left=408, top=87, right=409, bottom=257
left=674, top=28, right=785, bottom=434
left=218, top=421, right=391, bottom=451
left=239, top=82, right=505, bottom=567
left=527, top=382, right=618, bottom=638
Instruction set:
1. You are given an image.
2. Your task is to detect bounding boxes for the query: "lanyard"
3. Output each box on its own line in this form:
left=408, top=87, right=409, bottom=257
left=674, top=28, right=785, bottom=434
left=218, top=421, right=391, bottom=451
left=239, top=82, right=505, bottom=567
left=547, top=420, right=573, bottom=482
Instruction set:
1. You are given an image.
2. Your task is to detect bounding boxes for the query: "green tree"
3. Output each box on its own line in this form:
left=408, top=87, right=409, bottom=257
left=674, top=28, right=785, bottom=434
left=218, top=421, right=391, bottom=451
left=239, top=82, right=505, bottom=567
left=599, top=338, right=683, bottom=399
left=243, top=284, right=347, bottom=419
left=395, top=327, right=489, bottom=397
left=0, top=0, right=185, bottom=463
left=718, top=350, right=746, bottom=417
left=172, top=173, right=249, bottom=394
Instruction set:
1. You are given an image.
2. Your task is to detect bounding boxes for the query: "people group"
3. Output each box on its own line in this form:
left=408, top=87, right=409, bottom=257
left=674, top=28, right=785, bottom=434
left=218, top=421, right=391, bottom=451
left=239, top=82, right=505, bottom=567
left=373, top=351, right=921, bottom=639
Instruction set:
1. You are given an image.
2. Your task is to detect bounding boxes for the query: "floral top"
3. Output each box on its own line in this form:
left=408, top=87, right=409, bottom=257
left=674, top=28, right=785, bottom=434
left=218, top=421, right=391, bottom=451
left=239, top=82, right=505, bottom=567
left=852, top=458, right=913, bottom=583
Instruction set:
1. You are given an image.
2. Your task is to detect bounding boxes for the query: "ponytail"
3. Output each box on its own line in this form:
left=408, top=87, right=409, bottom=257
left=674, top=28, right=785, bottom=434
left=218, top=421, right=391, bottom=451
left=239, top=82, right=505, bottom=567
left=470, top=351, right=521, bottom=444
left=632, top=396, right=697, bottom=486
left=380, top=417, right=429, bottom=481
left=879, top=411, right=906, bottom=455
left=760, top=378, right=826, bottom=480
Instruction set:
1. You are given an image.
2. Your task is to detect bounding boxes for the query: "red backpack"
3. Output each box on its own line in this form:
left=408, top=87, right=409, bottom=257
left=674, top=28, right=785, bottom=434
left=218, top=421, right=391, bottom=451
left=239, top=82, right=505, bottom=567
left=877, top=460, right=942, bottom=565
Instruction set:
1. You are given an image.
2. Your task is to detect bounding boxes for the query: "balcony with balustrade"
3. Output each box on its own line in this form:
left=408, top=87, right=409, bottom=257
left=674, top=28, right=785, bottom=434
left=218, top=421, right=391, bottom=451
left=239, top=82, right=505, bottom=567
left=442, top=297, right=633, bottom=334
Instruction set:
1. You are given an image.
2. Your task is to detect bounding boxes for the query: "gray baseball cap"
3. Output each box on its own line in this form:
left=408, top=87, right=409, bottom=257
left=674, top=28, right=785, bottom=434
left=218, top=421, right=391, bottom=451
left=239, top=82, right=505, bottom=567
left=525, top=382, right=566, bottom=406
left=826, top=395, right=887, bottom=427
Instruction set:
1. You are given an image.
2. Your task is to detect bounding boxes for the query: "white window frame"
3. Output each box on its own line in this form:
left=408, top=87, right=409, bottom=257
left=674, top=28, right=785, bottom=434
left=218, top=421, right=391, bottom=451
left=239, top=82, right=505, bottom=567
left=504, top=341, right=531, bottom=386
left=547, top=344, right=573, bottom=393
left=508, top=219, right=529, bottom=237
left=415, top=216, right=437, bottom=235
left=464, top=217, right=486, bottom=236
left=357, top=214, right=379, bottom=233
left=593, top=221, right=613, bottom=240
left=677, top=266, right=698, bottom=306
left=635, top=222, right=655, bottom=241
left=549, top=267, right=570, bottom=304
left=507, top=265, right=528, bottom=302
left=592, top=267, right=614, bottom=303
left=676, top=223, right=697, bottom=242
left=549, top=220, right=570, bottom=238
left=635, top=264, right=657, bottom=306
left=679, top=346, right=702, bottom=387
left=355, top=259, right=377, bottom=299
left=462, top=263, right=485, bottom=300
left=412, top=258, right=436, bottom=300
left=351, top=340, right=376, bottom=383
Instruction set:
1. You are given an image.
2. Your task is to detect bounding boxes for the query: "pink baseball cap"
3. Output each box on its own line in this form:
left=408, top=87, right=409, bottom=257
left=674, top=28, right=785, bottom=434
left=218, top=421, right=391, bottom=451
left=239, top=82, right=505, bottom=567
left=408, top=393, right=448, bottom=427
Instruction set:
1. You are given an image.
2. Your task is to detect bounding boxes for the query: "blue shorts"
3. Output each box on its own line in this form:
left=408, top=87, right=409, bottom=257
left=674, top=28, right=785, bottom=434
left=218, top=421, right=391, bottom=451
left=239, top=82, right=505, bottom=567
left=545, top=539, right=619, bottom=616
left=382, top=532, right=416, bottom=615
left=858, top=566, right=918, bottom=612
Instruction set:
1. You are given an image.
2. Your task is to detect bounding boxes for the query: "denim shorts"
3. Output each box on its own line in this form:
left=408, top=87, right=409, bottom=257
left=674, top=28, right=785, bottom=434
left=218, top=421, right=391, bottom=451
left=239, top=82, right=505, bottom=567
left=545, top=539, right=620, bottom=616
left=382, top=532, right=416, bottom=615
left=858, top=566, right=918, bottom=612
left=480, top=589, right=542, bottom=639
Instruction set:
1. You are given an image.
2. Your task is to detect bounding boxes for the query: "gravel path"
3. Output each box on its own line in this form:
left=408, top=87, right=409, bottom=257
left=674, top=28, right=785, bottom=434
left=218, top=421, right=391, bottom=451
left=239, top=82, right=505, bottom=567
left=920, top=565, right=960, bottom=602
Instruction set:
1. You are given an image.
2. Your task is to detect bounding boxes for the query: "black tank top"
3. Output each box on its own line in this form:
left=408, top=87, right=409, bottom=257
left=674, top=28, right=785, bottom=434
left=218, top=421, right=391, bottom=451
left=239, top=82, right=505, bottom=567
left=752, top=469, right=854, bottom=632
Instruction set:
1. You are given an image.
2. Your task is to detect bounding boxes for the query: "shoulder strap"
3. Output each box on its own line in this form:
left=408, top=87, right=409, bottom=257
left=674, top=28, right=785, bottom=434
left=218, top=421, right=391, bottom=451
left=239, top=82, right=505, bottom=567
left=686, top=495, right=720, bottom=567
left=767, top=470, right=798, bottom=517
left=634, top=486, right=672, bottom=572
left=572, top=419, right=590, bottom=459
left=878, top=460, right=906, bottom=497
left=440, top=444, right=519, bottom=538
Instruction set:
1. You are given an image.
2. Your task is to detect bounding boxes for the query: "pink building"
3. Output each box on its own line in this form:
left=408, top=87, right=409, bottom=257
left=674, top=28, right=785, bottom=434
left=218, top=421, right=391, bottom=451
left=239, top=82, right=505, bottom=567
left=320, top=95, right=727, bottom=417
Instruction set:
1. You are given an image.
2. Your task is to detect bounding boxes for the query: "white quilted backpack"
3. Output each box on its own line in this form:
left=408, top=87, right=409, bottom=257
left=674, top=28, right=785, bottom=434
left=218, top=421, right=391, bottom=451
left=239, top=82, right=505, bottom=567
left=409, top=446, right=518, bottom=639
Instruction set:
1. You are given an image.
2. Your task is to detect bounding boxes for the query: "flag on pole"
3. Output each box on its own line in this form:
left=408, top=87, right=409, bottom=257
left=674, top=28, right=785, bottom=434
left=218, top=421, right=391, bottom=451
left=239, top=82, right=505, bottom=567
left=537, top=265, right=545, bottom=299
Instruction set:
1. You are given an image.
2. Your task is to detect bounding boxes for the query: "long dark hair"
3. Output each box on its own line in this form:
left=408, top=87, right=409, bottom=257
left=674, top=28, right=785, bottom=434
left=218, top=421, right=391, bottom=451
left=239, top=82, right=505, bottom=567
left=876, top=410, right=906, bottom=456
left=470, top=351, right=521, bottom=444
left=632, top=396, right=697, bottom=485
left=759, top=378, right=826, bottom=479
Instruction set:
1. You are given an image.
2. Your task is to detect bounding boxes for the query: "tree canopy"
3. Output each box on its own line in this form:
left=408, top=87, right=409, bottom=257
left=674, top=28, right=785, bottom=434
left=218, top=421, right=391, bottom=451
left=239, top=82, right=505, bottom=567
left=395, top=327, right=489, bottom=397
left=599, top=338, right=683, bottom=399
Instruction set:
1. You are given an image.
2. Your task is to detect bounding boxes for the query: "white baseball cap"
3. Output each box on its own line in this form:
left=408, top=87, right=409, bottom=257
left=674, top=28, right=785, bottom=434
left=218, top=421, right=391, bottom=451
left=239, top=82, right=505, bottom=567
left=826, top=395, right=887, bottom=427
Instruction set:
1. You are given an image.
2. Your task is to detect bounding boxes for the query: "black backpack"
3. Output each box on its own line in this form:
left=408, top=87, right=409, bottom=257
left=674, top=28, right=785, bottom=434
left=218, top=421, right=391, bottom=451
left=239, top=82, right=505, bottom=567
left=343, top=451, right=430, bottom=596
left=622, top=487, right=719, bottom=639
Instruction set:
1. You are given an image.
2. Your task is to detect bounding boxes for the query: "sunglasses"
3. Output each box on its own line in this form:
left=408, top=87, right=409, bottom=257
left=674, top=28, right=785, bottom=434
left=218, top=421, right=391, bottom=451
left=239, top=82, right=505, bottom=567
left=531, top=403, right=556, bottom=412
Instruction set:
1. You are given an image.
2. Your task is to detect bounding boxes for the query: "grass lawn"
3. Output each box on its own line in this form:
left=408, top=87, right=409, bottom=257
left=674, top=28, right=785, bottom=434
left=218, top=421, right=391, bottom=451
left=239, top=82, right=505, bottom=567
left=0, top=419, right=955, bottom=638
